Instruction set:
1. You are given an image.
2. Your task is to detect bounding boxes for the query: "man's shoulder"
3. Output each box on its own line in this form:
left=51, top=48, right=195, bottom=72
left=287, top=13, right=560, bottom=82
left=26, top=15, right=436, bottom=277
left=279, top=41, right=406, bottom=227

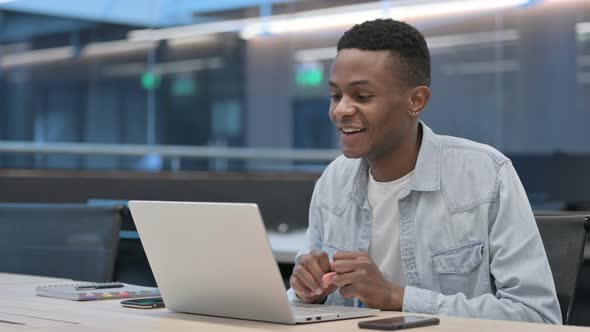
left=437, top=134, right=510, bottom=169
left=433, top=134, right=513, bottom=213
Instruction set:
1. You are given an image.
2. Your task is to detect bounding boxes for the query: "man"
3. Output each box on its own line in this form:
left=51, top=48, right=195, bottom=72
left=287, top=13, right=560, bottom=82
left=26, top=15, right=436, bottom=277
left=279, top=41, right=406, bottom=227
left=287, top=18, right=561, bottom=324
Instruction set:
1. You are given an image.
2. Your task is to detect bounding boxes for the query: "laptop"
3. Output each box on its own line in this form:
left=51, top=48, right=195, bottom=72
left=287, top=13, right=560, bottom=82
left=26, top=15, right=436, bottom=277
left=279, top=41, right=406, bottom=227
left=128, top=200, right=379, bottom=324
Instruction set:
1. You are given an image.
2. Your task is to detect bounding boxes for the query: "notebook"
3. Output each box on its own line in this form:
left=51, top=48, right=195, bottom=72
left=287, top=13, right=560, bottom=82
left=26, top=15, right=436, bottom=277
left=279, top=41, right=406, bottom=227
left=128, top=200, right=379, bottom=324
left=35, top=282, right=160, bottom=301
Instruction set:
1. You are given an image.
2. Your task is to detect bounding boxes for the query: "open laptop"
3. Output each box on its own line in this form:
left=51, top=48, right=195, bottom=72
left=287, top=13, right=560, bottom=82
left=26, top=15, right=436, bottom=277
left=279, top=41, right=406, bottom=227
left=128, top=200, right=379, bottom=324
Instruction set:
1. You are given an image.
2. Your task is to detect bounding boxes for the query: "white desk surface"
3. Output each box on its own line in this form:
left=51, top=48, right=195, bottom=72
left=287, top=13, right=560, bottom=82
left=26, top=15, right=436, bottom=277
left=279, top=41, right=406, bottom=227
left=0, top=273, right=586, bottom=332
left=267, top=230, right=306, bottom=264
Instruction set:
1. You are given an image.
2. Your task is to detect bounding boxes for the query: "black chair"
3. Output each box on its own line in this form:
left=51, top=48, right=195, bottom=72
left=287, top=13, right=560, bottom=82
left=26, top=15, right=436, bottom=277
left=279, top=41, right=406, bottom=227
left=0, top=203, right=123, bottom=282
left=87, top=199, right=157, bottom=286
left=535, top=214, right=590, bottom=324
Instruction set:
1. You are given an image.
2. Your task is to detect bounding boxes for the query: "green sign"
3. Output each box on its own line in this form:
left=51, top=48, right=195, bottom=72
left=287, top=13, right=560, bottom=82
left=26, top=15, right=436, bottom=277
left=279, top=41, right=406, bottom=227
left=296, top=69, right=323, bottom=87
left=295, top=62, right=324, bottom=88
left=171, top=77, right=197, bottom=97
left=141, top=71, right=161, bottom=90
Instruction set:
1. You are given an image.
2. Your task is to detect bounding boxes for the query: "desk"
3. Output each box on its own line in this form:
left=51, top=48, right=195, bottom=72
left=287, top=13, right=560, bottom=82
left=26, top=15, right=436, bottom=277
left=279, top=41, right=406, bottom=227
left=0, top=273, right=586, bottom=331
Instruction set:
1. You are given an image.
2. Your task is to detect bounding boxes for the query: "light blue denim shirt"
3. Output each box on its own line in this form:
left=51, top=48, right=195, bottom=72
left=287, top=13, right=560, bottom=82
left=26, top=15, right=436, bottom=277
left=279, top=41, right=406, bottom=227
left=287, top=121, right=562, bottom=324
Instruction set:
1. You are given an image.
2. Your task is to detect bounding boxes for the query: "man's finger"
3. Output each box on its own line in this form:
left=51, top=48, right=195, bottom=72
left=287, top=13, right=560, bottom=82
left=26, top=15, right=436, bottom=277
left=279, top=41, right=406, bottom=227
left=294, top=265, right=323, bottom=294
left=332, top=259, right=358, bottom=274
left=321, top=284, right=338, bottom=297
left=313, top=252, right=332, bottom=273
left=322, top=271, right=336, bottom=287
left=291, top=276, right=314, bottom=299
left=333, top=251, right=365, bottom=261
left=329, top=270, right=360, bottom=288
left=306, top=258, right=330, bottom=289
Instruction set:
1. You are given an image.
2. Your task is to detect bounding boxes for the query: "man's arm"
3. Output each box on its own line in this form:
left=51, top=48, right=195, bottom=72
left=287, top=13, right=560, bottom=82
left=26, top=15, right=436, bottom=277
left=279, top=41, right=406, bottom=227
left=287, top=182, right=330, bottom=303
left=404, top=162, right=562, bottom=324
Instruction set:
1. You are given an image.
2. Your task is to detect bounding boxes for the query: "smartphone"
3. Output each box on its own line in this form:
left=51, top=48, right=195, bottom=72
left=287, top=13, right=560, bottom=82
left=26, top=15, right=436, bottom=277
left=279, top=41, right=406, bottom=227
left=358, top=316, right=440, bottom=330
left=121, top=297, right=165, bottom=309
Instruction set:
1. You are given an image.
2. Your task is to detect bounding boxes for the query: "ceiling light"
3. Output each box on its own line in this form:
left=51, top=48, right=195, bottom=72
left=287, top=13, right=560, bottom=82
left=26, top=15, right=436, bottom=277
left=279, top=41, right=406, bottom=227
left=241, top=0, right=529, bottom=39
left=293, top=29, right=520, bottom=62
left=129, top=0, right=531, bottom=41
left=101, top=57, right=224, bottom=77
left=576, top=22, right=590, bottom=35
left=167, top=35, right=218, bottom=48
left=427, top=29, right=519, bottom=51
left=81, top=40, right=156, bottom=58
left=0, top=46, right=74, bottom=68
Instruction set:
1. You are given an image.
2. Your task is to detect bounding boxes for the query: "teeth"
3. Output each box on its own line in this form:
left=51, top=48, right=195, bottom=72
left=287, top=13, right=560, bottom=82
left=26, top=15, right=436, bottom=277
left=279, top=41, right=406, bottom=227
left=342, top=128, right=364, bottom=133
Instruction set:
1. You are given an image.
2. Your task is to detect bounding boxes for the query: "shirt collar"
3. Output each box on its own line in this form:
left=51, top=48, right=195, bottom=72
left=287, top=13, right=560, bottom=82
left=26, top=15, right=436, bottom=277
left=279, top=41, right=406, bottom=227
left=351, top=121, right=441, bottom=199
left=410, top=121, right=441, bottom=192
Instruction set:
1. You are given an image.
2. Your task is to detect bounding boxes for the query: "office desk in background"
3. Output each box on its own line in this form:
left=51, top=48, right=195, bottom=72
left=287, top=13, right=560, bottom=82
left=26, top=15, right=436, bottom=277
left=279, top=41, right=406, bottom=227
left=0, top=273, right=586, bottom=332
left=267, top=231, right=306, bottom=264
left=120, top=230, right=305, bottom=264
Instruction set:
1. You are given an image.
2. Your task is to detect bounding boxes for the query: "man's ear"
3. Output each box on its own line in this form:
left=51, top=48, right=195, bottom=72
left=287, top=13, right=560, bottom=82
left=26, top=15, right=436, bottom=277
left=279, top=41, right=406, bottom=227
left=408, top=86, right=431, bottom=116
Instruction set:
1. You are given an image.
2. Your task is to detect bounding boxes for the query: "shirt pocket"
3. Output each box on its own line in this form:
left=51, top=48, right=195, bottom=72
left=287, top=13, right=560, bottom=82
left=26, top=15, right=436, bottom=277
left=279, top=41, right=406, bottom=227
left=431, top=240, right=484, bottom=295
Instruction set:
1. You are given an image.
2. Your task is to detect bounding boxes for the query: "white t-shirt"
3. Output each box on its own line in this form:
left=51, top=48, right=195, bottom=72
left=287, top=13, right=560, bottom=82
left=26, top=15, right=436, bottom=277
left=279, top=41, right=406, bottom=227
left=367, top=169, right=413, bottom=287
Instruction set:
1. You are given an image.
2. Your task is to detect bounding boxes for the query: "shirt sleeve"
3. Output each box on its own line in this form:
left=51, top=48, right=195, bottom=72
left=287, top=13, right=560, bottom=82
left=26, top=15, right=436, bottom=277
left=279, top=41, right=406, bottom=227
left=287, top=180, right=325, bottom=303
left=403, top=161, right=562, bottom=324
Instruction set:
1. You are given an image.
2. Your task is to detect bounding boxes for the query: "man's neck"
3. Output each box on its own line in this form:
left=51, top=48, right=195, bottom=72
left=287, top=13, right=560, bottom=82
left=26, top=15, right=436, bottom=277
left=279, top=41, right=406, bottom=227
left=368, top=124, right=422, bottom=182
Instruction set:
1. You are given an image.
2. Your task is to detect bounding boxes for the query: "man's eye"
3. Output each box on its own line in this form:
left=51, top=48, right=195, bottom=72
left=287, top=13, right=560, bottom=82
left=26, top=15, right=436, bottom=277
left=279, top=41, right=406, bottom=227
left=330, top=95, right=342, bottom=101
left=357, top=95, right=372, bottom=101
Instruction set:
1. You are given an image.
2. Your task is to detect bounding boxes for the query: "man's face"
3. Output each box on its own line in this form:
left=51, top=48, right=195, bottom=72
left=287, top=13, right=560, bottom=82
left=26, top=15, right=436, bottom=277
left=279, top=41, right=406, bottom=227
left=329, top=49, right=416, bottom=161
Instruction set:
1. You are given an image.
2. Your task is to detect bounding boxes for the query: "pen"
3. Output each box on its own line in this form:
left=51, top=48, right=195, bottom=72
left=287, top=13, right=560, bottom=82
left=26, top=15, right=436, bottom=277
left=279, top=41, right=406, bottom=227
left=75, top=283, right=124, bottom=291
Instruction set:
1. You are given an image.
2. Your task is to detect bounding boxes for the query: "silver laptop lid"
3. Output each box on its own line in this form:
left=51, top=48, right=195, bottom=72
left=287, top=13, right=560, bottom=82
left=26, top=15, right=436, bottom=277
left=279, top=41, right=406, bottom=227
left=129, top=201, right=297, bottom=324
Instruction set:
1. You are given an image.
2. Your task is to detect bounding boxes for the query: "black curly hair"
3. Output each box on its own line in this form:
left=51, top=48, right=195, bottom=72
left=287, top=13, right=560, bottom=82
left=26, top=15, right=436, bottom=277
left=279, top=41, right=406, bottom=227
left=337, top=18, right=431, bottom=87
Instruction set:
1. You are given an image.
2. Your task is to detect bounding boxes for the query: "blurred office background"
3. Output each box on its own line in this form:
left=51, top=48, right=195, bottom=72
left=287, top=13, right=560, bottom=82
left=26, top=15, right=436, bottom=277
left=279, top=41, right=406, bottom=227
left=0, top=0, right=586, bottom=167
left=1, top=0, right=590, bottom=324
left=0, top=0, right=588, bottom=204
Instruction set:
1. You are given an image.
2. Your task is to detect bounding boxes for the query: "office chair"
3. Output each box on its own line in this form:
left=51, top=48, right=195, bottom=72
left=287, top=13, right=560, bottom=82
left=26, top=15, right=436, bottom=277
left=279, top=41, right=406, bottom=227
left=0, top=203, right=123, bottom=282
left=86, top=199, right=157, bottom=286
left=535, top=214, right=590, bottom=324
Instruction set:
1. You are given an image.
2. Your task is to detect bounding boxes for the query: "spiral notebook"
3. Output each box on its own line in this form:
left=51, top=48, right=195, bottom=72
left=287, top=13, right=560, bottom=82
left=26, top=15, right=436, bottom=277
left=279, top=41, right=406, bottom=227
left=35, top=282, right=160, bottom=301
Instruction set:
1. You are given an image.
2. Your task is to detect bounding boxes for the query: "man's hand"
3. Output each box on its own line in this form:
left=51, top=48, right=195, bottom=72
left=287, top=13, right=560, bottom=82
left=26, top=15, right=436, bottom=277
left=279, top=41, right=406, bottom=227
left=290, top=251, right=338, bottom=303
left=329, top=251, right=404, bottom=310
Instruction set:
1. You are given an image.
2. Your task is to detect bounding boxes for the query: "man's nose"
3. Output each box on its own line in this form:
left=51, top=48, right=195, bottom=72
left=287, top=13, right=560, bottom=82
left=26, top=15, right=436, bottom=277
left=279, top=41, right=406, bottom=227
left=331, top=97, right=356, bottom=119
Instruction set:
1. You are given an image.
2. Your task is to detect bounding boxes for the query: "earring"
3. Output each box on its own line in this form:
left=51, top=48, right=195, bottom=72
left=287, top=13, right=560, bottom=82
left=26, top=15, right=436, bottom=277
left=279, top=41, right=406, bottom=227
left=409, top=111, right=419, bottom=117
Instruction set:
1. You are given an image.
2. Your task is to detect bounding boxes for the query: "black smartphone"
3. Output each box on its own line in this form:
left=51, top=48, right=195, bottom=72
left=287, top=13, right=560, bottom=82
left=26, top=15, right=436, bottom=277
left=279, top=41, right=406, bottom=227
left=121, top=297, right=165, bottom=309
left=359, top=316, right=440, bottom=330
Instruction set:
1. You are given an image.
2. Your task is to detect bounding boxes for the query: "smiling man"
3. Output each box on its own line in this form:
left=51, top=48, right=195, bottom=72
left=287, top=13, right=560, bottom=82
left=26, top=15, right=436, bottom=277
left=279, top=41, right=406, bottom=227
left=287, top=19, right=562, bottom=324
